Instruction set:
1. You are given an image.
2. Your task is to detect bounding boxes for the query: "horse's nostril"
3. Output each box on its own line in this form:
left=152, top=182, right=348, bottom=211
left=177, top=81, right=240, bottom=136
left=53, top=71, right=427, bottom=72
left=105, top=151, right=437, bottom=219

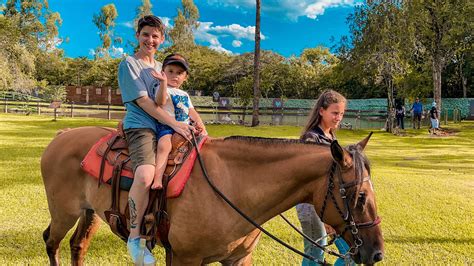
left=373, top=251, right=384, bottom=262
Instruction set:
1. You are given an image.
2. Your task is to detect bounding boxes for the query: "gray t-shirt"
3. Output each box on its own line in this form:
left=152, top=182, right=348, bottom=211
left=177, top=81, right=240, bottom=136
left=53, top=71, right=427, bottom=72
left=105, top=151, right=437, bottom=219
left=118, top=55, right=162, bottom=132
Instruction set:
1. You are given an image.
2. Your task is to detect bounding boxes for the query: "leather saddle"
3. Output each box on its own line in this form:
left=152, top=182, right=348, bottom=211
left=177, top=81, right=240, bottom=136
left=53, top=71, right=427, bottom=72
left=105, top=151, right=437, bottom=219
left=100, top=123, right=194, bottom=258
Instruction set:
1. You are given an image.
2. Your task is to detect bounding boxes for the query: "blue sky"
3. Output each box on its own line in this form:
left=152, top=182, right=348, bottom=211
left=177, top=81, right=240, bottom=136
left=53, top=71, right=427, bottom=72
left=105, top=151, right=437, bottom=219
left=4, top=0, right=362, bottom=58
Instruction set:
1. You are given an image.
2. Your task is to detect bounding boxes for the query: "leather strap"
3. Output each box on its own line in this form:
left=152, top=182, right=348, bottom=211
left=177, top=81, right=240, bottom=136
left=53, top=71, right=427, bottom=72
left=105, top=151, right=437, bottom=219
left=98, top=134, right=119, bottom=187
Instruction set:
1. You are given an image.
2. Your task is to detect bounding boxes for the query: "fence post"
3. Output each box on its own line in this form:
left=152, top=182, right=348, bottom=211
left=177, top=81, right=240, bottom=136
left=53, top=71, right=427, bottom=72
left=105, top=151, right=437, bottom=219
left=37, top=100, right=41, bottom=115
left=444, top=109, right=448, bottom=125
left=107, top=103, right=111, bottom=120
left=70, top=102, right=74, bottom=118
left=4, top=98, right=7, bottom=113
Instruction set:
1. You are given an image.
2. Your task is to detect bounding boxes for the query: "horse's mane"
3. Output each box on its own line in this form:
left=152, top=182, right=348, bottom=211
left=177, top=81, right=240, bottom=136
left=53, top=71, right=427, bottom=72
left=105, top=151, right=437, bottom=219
left=222, top=135, right=370, bottom=188
left=344, top=144, right=371, bottom=188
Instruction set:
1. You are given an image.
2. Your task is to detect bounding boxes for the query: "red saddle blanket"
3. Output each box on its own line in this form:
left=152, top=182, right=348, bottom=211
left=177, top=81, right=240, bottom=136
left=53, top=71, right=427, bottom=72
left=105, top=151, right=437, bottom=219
left=81, top=132, right=208, bottom=198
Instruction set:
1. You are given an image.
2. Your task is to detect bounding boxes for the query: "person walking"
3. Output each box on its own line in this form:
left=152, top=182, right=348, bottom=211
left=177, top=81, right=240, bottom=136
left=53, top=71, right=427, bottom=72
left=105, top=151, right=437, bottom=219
left=409, top=98, right=423, bottom=129
left=395, top=102, right=405, bottom=130
left=298, top=89, right=355, bottom=266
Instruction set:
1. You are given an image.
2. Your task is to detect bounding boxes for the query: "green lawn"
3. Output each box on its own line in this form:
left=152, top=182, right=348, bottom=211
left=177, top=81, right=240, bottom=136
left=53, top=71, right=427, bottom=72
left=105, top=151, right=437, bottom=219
left=0, top=113, right=473, bottom=265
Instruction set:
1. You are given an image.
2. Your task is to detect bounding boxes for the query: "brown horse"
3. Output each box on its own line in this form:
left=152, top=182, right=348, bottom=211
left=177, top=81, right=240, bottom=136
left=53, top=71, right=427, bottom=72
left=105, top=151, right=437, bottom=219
left=41, top=126, right=384, bottom=265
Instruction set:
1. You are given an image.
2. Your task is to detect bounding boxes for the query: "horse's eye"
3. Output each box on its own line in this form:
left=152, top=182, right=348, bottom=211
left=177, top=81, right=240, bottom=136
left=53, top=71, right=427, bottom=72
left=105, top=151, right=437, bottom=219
left=357, top=192, right=366, bottom=207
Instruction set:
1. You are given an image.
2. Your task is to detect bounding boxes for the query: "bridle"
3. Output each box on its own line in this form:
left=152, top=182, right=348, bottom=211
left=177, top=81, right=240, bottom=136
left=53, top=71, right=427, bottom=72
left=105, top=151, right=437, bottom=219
left=190, top=132, right=381, bottom=264
left=319, top=162, right=382, bottom=257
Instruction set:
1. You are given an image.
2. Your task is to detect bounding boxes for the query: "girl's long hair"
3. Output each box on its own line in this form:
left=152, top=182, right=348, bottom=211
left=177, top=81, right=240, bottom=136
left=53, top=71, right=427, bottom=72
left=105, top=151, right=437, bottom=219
left=301, top=90, right=346, bottom=137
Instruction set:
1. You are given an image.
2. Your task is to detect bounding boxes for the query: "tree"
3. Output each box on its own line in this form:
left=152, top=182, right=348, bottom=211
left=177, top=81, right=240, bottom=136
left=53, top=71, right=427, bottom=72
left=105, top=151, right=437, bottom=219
left=347, top=1, right=407, bottom=132
left=0, top=14, right=36, bottom=94
left=169, top=0, right=199, bottom=51
left=251, top=0, right=261, bottom=127
left=41, top=10, right=62, bottom=52
left=93, top=4, right=120, bottom=58
left=134, top=0, right=153, bottom=30
left=128, top=0, right=154, bottom=52
left=406, top=0, right=471, bottom=110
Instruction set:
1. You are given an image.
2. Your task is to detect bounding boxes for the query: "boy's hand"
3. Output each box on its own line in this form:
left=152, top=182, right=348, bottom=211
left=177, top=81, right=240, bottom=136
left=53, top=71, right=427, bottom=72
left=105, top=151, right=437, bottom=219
left=194, top=121, right=208, bottom=136
left=171, top=122, right=195, bottom=141
left=151, top=70, right=167, bottom=83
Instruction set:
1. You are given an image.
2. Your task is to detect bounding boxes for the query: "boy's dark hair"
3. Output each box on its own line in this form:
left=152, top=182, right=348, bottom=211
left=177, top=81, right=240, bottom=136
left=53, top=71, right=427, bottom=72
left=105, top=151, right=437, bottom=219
left=137, top=15, right=165, bottom=35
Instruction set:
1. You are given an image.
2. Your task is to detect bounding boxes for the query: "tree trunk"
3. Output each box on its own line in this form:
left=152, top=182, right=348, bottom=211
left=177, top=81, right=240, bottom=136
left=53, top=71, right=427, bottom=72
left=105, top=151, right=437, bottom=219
left=386, top=78, right=395, bottom=133
left=432, top=56, right=442, bottom=111
left=459, top=56, right=467, bottom=98
left=251, top=0, right=261, bottom=127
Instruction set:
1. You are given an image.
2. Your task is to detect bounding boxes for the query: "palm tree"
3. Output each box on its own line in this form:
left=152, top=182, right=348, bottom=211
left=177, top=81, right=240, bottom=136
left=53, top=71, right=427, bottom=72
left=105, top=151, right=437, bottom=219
left=251, top=0, right=261, bottom=127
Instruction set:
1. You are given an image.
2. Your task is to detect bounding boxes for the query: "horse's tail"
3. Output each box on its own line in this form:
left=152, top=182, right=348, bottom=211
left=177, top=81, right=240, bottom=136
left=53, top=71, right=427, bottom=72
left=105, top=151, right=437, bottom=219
left=56, top=128, right=72, bottom=136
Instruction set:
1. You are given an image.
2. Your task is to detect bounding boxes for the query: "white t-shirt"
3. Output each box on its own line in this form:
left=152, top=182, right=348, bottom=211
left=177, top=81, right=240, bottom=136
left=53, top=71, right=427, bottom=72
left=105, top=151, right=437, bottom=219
left=160, top=87, right=194, bottom=124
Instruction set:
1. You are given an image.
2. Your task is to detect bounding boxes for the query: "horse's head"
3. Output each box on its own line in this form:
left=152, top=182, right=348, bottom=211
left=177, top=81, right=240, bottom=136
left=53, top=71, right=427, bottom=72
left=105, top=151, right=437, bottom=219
left=313, top=133, right=384, bottom=264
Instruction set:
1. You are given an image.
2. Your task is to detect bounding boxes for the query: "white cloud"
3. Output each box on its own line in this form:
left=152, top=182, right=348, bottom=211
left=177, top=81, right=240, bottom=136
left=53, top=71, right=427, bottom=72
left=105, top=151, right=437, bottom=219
left=88, top=46, right=126, bottom=58
left=207, top=0, right=362, bottom=20
left=232, top=40, right=242, bottom=47
left=212, top=24, right=266, bottom=41
left=159, top=17, right=172, bottom=29
left=120, top=21, right=134, bottom=28
left=110, top=46, right=126, bottom=58
left=194, top=22, right=234, bottom=54
left=89, top=49, right=96, bottom=57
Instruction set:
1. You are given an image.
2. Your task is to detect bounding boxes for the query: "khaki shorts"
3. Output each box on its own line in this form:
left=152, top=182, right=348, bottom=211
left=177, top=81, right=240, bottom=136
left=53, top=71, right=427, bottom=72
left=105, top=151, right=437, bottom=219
left=124, top=128, right=157, bottom=171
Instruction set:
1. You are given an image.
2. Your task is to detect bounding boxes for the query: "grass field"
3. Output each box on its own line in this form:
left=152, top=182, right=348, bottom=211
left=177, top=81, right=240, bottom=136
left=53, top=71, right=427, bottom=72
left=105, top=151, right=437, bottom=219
left=0, top=113, right=473, bottom=265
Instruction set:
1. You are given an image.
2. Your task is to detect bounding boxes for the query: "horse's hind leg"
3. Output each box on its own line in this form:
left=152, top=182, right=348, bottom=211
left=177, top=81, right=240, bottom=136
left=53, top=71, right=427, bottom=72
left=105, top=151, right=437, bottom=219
left=69, top=209, right=101, bottom=266
left=43, top=213, right=81, bottom=266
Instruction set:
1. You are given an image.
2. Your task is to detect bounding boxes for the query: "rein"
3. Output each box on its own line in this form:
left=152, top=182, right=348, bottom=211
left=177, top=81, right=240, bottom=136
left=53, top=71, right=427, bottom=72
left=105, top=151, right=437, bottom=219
left=190, top=132, right=327, bottom=265
left=319, top=162, right=381, bottom=257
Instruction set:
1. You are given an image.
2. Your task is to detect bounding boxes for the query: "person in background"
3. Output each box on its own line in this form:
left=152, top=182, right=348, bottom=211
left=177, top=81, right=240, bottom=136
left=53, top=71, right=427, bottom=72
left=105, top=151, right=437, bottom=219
left=429, top=102, right=439, bottom=134
left=298, top=89, right=355, bottom=266
left=395, top=102, right=406, bottom=130
left=409, top=97, right=423, bottom=129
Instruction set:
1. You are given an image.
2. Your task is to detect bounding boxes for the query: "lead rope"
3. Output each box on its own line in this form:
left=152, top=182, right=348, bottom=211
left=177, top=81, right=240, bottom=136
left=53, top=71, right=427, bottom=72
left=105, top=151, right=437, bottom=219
left=190, top=131, right=328, bottom=265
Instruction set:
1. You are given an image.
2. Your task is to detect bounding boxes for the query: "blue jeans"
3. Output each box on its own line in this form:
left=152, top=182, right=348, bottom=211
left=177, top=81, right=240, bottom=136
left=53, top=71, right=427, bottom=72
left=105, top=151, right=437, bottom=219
left=296, top=203, right=355, bottom=266
left=296, top=203, right=326, bottom=266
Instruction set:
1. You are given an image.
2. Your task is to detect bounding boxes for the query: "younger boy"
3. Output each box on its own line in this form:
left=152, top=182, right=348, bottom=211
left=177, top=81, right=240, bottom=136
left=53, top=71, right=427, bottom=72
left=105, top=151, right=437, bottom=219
left=150, top=54, right=207, bottom=189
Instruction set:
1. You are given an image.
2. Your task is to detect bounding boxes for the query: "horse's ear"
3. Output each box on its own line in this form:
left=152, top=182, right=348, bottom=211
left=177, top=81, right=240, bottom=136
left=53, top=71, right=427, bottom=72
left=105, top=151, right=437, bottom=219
left=331, top=140, right=351, bottom=168
left=357, top=132, right=373, bottom=151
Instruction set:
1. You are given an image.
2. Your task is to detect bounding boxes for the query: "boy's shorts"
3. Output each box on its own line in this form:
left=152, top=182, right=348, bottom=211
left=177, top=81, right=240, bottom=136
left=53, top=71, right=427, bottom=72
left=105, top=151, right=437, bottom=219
left=430, top=118, right=439, bottom=129
left=124, top=128, right=157, bottom=171
left=156, top=123, right=174, bottom=140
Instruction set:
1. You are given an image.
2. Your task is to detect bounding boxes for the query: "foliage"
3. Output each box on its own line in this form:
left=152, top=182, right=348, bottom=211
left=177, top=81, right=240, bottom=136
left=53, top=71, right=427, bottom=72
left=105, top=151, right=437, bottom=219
left=169, top=0, right=199, bottom=51
left=1, top=0, right=473, bottom=104
left=92, top=3, right=120, bottom=59
left=39, top=84, right=66, bottom=102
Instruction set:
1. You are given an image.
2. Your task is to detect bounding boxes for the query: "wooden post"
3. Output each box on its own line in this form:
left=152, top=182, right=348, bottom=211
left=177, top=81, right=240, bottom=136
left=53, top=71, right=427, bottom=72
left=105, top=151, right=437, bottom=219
left=53, top=108, right=58, bottom=121
left=107, top=103, right=111, bottom=120
left=444, top=109, right=448, bottom=125
left=37, top=100, right=40, bottom=115
left=4, top=98, right=7, bottom=113
left=70, top=102, right=74, bottom=117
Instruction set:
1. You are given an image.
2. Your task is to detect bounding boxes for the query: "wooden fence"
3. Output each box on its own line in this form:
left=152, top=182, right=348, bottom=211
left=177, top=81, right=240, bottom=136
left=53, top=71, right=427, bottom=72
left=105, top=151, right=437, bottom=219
left=1, top=98, right=462, bottom=128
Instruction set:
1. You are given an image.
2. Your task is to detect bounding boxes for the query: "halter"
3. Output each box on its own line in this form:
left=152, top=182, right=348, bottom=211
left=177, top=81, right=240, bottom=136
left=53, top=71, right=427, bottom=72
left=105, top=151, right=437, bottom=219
left=319, top=162, right=382, bottom=257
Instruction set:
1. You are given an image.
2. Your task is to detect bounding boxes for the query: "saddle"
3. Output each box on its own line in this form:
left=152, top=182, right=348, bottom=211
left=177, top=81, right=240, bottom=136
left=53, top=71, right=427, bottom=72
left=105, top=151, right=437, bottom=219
left=81, top=122, right=205, bottom=265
